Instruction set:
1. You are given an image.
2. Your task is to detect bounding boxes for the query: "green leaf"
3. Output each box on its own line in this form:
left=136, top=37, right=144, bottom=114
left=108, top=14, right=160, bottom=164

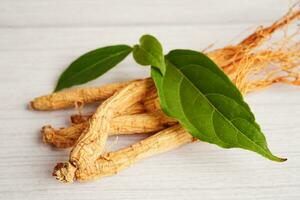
left=133, top=34, right=166, bottom=74
left=54, top=45, right=132, bottom=91
left=151, top=49, right=286, bottom=162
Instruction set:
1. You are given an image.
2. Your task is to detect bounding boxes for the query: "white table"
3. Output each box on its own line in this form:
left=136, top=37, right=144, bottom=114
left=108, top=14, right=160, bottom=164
left=0, top=0, right=299, bottom=199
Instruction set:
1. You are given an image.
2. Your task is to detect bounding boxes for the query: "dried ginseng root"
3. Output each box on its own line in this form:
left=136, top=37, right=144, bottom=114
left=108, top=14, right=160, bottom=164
left=207, top=8, right=300, bottom=94
left=43, top=86, right=161, bottom=148
left=70, top=102, right=145, bottom=124
left=43, top=111, right=176, bottom=148
left=30, top=80, right=136, bottom=110
left=53, top=79, right=153, bottom=182
left=68, top=125, right=194, bottom=181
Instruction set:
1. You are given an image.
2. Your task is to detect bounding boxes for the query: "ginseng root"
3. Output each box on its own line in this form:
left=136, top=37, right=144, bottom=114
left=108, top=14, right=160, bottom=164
left=43, top=111, right=176, bottom=148
left=207, top=7, right=300, bottom=94
left=69, top=102, right=146, bottom=124
left=57, top=125, right=195, bottom=182
left=30, top=80, right=136, bottom=110
left=53, top=79, right=153, bottom=182
left=44, top=89, right=160, bottom=148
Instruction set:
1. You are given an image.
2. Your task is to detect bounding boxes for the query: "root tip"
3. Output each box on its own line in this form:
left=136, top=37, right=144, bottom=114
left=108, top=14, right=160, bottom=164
left=41, top=125, right=56, bottom=143
left=53, top=162, right=76, bottom=183
left=29, top=101, right=35, bottom=110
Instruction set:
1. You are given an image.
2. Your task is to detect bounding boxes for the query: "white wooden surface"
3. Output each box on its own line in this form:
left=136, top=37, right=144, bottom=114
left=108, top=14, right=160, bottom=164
left=0, top=0, right=300, bottom=199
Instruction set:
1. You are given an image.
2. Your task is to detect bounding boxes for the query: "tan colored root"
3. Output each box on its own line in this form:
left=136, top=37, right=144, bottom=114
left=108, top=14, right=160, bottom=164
left=43, top=111, right=176, bottom=148
left=232, top=48, right=300, bottom=94
left=207, top=7, right=300, bottom=94
left=31, top=78, right=161, bottom=112
left=46, top=94, right=159, bottom=148
left=111, top=111, right=176, bottom=133
left=30, top=80, right=135, bottom=111
left=43, top=124, right=86, bottom=148
left=71, top=79, right=153, bottom=164
left=70, top=102, right=145, bottom=124
left=53, top=79, right=153, bottom=182
left=143, top=86, right=161, bottom=112
left=207, top=7, right=300, bottom=70
left=71, top=125, right=195, bottom=181
left=120, top=102, right=146, bottom=115
left=239, top=5, right=300, bottom=48
left=53, top=162, right=77, bottom=183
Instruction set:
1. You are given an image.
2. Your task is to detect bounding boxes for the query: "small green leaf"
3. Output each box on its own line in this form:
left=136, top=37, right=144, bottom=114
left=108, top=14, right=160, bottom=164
left=151, top=49, right=286, bottom=162
left=54, top=45, right=132, bottom=91
left=133, top=34, right=165, bottom=74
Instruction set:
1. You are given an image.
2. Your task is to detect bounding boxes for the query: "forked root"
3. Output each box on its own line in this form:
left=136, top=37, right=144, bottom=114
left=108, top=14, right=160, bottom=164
left=54, top=125, right=195, bottom=182
left=53, top=79, right=154, bottom=182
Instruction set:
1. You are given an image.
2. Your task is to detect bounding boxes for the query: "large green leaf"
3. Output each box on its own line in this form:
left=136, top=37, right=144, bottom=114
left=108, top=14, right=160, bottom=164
left=151, top=50, right=286, bottom=162
left=54, top=45, right=132, bottom=91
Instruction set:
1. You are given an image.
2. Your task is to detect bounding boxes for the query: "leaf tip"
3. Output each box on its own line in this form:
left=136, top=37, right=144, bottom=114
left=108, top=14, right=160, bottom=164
left=278, top=157, right=288, bottom=162
left=271, top=155, right=287, bottom=162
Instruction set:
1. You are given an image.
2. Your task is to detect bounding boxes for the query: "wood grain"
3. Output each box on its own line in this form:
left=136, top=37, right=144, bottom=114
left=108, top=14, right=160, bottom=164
left=0, top=0, right=299, bottom=199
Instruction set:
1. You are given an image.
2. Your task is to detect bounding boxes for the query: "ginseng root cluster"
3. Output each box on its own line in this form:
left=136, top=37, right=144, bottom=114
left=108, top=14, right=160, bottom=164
left=30, top=9, right=300, bottom=183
